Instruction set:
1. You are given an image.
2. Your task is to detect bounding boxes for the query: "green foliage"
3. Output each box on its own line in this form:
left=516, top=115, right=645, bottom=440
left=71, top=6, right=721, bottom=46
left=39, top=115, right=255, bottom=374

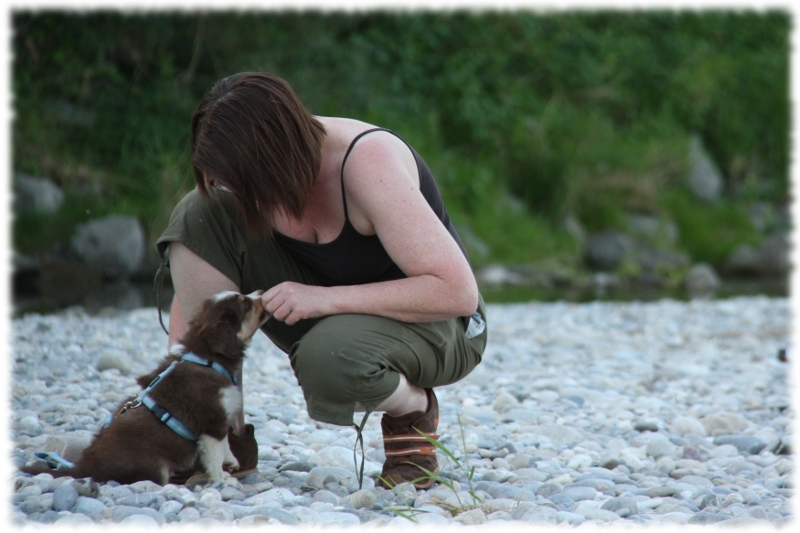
left=12, top=10, right=790, bottom=269
left=662, top=191, right=760, bottom=265
left=13, top=193, right=104, bottom=252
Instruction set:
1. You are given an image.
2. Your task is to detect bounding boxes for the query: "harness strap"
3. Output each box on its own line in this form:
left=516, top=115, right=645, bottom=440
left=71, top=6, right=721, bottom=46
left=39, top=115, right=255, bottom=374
left=106, top=353, right=234, bottom=442
left=142, top=394, right=197, bottom=441
left=133, top=360, right=179, bottom=405
left=180, top=352, right=237, bottom=386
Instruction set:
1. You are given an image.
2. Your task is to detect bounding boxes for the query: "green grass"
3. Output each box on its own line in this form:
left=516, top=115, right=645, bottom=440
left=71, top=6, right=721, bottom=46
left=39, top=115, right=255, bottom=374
left=379, top=414, right=484, bottom=521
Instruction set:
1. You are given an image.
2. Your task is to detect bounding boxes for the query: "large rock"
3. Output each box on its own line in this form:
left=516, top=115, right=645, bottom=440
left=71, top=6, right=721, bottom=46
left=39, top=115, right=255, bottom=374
left=724, top=231, right=789, bottom=278
left=724, top=244, right=762, bottom=276
left=585, top=231, right=634, bottom=271
left=758, top=231, right=789, bottom=277
left=685, top=263, right=721, bottom=296
left=626, top=213, right=679, bottom=245
left=632, top=246, right=691, bottom=276
left=71, top=215, right=145, bottom=279
left=15, top=173, right=64, bottom=214
left=686, top=135, right=724, bottom=202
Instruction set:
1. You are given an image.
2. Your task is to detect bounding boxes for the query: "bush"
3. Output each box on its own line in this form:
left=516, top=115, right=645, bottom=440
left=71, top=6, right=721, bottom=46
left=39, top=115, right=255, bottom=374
left=12, top=10, right=790, bottom=271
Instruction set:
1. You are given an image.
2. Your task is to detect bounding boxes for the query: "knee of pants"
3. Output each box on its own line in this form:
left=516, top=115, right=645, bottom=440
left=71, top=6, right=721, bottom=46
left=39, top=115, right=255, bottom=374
left=290, top=334, right=370, bottom=401
left=289, top=316, right=401, bottom=403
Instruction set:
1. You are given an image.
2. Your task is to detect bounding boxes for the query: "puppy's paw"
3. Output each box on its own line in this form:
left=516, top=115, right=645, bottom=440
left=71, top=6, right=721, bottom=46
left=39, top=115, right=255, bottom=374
left=223, top=458, right=240, bottom=472
left=206, top=467, right=226, bottom=483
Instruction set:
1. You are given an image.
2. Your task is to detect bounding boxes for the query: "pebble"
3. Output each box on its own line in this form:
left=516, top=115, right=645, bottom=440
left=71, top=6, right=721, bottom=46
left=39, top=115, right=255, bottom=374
left=10, top=297, right=792, bottom=527
left=52, top=483, right=78, bottom=512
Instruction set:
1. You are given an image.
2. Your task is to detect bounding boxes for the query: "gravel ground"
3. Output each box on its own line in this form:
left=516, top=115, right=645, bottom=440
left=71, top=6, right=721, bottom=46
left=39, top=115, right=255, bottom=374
left=9, top=296, right=792, bottom=528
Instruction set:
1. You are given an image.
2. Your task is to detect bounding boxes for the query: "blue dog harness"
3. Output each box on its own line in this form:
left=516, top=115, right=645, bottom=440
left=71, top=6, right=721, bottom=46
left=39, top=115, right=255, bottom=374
left=104, top=353, right=238, bottom=442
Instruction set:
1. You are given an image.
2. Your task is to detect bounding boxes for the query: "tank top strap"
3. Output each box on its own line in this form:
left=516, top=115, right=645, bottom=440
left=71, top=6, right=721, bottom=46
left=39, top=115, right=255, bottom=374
left=340, top=128, right=394, bottom=219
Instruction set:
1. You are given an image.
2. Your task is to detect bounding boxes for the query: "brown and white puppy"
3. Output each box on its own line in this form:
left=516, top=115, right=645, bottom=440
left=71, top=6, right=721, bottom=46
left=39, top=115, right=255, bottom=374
left=20, top=290, right=269, bottom=485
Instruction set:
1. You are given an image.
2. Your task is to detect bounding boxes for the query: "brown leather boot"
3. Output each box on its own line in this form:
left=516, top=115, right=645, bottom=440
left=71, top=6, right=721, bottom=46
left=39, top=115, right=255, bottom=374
left=227, top=423, right=258, bottom=476
left=379, top=388, right=439, bottom=489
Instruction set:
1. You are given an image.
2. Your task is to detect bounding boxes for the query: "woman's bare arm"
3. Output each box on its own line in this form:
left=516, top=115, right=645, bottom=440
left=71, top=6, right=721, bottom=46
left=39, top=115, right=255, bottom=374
left=262, top=133, right=478, bottom=325
left=167, top=242, right=240, bottom=347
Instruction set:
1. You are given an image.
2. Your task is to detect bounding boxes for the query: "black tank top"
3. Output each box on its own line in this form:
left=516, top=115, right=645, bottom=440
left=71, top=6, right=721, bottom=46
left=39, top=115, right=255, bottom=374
left=274, top=128, right=468, bottom=286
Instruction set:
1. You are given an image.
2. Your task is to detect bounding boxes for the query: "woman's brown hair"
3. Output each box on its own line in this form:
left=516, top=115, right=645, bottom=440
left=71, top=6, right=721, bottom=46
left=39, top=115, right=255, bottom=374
left=191, top=72, right=326, bottom=236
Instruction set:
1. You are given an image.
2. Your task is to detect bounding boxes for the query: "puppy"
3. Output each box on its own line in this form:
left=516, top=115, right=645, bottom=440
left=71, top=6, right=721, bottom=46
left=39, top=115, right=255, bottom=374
left=21, top=290, right=269, bottom=485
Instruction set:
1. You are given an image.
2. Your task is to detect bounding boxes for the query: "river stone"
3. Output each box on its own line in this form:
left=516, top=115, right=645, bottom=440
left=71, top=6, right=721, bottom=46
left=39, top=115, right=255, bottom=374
left=534, top=424, right=584, bottom=445
left=71, top=215, right=146, bottom=279
left=669, top=416, right=708, bottom=437
left=699, top=412, right=750, bottom=436
left=111, top=505, right=167, bottom=525
left=73, top=496, right=106, bottom=516
left=250, top=506, right=300, bottom=525
left=127, top=480, right=162, bottom=494
left=308, top=446, right=381, bottom=475
left=585, top=231, right=634, bottom=271
left=758, top=231, right=790, bottom=276
left=724, top=244, right=762, bottom=276
left=557, top=510, right=586, bottom=525
left=159, top=500, right=184, bottom=515
left=562, top=486, right=597, bottom=501
left=15, top=173, right=64, bottom=214
left=492, top=392, right=519, bottom=413
left=601, top=496, right=638, bottom=516
left=536, top=482, right=562, bottom=497
left=454, top=508, right=487, bottom=525
left=119, top=514, right=161, bottom=527
left=483, top=484, right=536, bottom=501
left=548, top=493, right=575, bottom=508
left=312, top=490, right=340, bottom=505
left=315, top=511, right=361, bottom=526
left=304, top=466, right=355, bottom=490
left=243, top=487, right=296, bottom=505
left=634, top=419, right=660, bottom=432
left=96, top=350, right=131, bottom=373
left=688, top=511, right=730, bottom=525
left=54, top=513, right=95, bottom=526
left=346, top=489, right=377, bottom=509
left=52, top=483, right=78, bottom=512
left=515, top=505, right=559, bottom=524
left=685, top=263, right=721, bottom=295
left=713, top=435, right=767, bottom=455
left=646, top=434, right=677, bottom=458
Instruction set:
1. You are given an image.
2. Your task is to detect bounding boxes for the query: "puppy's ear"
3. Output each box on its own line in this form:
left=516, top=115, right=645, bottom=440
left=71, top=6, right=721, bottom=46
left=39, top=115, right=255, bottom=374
left=206, top=322, right=245, bottom=358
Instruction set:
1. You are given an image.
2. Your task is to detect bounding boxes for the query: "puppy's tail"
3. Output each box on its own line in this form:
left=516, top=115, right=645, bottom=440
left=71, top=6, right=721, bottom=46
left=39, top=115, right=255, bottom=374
left=19, top=463, right=79, bottom=478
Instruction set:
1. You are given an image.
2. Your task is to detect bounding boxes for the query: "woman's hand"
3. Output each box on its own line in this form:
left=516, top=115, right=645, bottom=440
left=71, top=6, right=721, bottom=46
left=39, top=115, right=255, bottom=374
left=262, top=282, right=332, bottom=326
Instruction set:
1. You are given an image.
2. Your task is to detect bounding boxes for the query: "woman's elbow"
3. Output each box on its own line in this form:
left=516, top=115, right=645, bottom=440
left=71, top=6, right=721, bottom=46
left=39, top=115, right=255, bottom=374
left=453, top=275, right=480, bottom=317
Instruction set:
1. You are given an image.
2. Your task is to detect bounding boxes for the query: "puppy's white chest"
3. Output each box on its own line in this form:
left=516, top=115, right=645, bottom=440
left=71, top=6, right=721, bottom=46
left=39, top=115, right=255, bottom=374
left=219, top=387, right=243, bottom=422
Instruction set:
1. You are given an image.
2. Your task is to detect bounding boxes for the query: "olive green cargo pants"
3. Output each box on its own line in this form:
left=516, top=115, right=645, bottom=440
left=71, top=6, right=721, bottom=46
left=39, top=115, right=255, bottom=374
left=157, top=189, right=487, bottom=426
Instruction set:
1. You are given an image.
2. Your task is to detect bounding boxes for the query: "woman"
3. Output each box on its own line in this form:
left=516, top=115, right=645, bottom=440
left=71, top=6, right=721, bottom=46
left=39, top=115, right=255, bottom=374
left=156, top=72, right=487, bottom=488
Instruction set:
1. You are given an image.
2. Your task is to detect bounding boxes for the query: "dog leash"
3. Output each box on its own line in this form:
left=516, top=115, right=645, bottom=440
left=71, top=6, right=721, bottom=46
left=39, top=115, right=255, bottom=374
left=154, top=252, right=170, bottom=335
left=32, top=451, right=74, bottom=470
